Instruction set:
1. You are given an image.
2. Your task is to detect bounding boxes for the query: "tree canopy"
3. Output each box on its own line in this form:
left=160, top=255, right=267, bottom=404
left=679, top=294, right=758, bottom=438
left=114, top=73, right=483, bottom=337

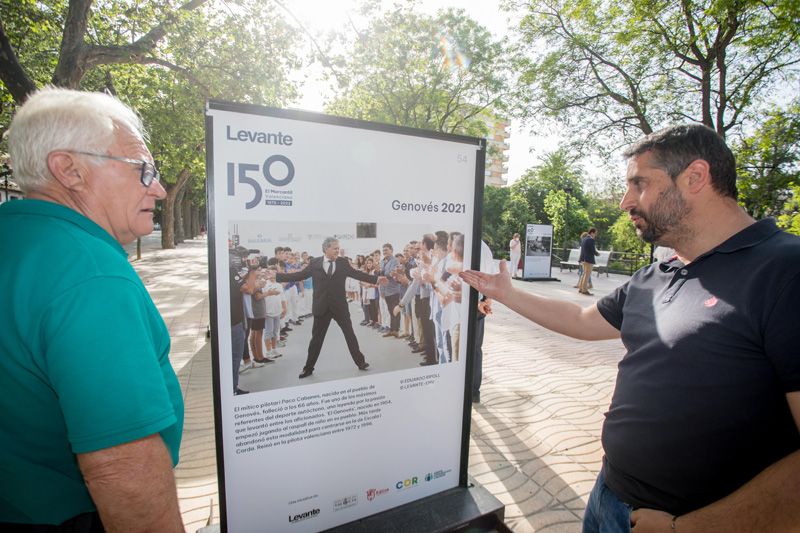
left=1, top=0, right=302, bottom=247
left=325, top=5, right=511, bottom=137
left=508, top=0, right=800, bottom=153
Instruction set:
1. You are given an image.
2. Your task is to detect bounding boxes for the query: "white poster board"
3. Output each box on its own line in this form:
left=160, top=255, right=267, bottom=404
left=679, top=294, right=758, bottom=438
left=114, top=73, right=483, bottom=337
left=205, top=101, right=484, bottom=532
left=522, top=224, right=553, bottom=279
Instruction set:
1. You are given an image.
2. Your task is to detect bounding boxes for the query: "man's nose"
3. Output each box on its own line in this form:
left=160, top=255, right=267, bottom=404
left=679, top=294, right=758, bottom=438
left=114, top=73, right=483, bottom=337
left=149, top=178, right=168, bottom=200
left=619, top=187, right=635, bottom=212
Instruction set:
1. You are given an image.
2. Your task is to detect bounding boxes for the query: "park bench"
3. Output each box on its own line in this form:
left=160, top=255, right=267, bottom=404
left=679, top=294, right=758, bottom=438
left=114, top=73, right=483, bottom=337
left=594, top=250, right=611, bottom=277
left=559, top=249, right=581, bottom=272
left=559, top=248, right=611, bottom=277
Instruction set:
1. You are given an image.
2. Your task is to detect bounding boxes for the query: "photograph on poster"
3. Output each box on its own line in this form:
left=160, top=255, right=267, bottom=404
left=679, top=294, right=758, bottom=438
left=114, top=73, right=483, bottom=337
left=526, top=235, right=551, bottom=256
left=228, top=219, right=470, bottom=394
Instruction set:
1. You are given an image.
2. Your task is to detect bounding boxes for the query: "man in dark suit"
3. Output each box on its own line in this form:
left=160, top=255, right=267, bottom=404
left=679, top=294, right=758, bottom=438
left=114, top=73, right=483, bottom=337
left=577, top=227, right=599, bottom=295
left=274, top=237, right=386, bottom=378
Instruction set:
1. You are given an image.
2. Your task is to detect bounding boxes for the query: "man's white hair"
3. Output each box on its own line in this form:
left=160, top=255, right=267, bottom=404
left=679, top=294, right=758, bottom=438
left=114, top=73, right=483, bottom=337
left=7, top=87, right=145, bottom=192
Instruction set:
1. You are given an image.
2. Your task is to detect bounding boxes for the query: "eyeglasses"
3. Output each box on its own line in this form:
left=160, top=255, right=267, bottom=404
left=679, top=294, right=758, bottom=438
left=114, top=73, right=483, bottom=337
left=71, top=151, right=161, bottom=187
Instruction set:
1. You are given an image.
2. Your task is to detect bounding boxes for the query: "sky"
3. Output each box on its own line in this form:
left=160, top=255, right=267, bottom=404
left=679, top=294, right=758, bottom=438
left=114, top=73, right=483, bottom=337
left=282, top=0, right=561, bottom=186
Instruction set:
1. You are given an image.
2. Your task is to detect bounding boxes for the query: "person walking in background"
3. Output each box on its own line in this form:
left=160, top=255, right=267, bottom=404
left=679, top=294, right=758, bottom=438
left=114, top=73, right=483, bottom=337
left=0, top=88, right=184, bottom=531
left=509, top=232, right=521, bottom=278
left=577, top=228, right=599, bottom=295
left=574, top=231, right=594, bottom=290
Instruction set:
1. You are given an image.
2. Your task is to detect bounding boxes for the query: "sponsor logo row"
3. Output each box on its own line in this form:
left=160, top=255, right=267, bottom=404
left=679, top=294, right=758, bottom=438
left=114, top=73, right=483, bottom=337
left=289, top=469, right=452, bottom=525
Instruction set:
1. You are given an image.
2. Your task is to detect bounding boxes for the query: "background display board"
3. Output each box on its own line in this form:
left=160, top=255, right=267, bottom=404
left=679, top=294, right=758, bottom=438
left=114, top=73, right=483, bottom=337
left=522, top=224, right=553, bottom=279
left=205, top=100, right=484, bottom=532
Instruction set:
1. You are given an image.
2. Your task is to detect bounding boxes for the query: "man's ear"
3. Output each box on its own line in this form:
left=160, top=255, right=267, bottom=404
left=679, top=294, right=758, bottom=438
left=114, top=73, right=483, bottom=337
left=46, top=151, right=86, bottom=190
left=684, top=159, right=711, bottom=194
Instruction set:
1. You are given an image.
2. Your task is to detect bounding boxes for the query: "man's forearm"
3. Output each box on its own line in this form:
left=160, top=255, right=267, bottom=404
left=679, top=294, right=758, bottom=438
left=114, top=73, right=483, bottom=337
left=675, top=450, right=800, bottom=532
left=78, top=434, right=184, bottom=532
left=498, top=287, right=618, bottom=341
left=275, top=270, right=308, bottom=283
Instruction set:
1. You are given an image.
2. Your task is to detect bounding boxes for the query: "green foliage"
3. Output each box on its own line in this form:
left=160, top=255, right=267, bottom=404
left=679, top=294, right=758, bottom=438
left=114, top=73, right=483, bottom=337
left=1, top=0, right=302, bottom=188
left=609, top=212, right=646, bottom=254
left=509, top=0, right=800, bottom=152
left=510, top=148, right=587, bottom=221
left=325, top=6, right=510, bottom=137
left=499, top=191, right=531, bottom=256
left=736, top=105, right=800, bottom=219
left=777, top=186, right=800, bottom=236
left=481, top=184, right=511, bottom=256
left=480, top=146, right=624, bottom=255
left=586, top=196, right=620, bottom=248
left=543, top=189, right=590, bottom=247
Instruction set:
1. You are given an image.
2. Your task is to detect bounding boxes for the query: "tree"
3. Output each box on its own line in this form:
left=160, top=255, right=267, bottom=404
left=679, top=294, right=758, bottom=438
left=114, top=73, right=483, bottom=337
left=609, top=211, right=647, bottom=254
left=325, top=5, right=511, bottom=137
left=1, top=0, right=301, bottom=248
left=0, top=0, right=211, bottom=102
left=499, top=190, right=531, bottom=257
left=481, top=184, right=511, bottom=255
left=509, top=0, right=800, bottom=153
left=777, top=185, right=800, bottom=236
left=586, top=196, right=621, bottom=249
left=544, top=188, right=590, bottom=250
left=514, top=149, right=587, bottom=213
left=736, top=104, right=800, bottom=219
left=502, top=148, right=589, bottom=236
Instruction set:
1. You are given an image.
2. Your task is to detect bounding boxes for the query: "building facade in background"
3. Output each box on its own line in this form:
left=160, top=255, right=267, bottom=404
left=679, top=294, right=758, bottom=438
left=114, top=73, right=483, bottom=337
left=483, top=116, right=510, bottom=187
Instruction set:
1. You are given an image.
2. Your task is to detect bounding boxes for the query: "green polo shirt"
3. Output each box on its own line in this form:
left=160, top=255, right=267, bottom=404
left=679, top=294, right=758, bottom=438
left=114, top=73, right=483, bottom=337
left=0, top=199, right=184, bottom=525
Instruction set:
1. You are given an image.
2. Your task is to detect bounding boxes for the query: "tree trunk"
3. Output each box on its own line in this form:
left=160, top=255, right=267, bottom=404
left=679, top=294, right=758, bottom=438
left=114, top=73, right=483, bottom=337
left=51, top=0, right=93, bottom=88
left=182, top=199, right=192, bottom=239
left=191, top=204, right=200, bottom=237
left=174, top=185, right=186, bottom=245
left=0, top=20, right=38, bottom=102
left=161, top=168, right=191, bottom=249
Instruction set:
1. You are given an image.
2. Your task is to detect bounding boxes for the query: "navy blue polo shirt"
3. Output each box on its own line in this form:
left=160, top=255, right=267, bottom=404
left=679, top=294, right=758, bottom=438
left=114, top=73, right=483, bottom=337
left=596, top=218, right=800, bottom=515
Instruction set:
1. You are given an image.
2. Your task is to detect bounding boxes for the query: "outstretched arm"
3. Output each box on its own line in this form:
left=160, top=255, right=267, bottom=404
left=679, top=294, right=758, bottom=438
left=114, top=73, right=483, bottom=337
left=459, top=260, right=619, bottom=341
left=631, top=392, right=800, bottom=532
left=345, top=263, right=383, bottom=285
left=276, top=263, right=312, bottom=283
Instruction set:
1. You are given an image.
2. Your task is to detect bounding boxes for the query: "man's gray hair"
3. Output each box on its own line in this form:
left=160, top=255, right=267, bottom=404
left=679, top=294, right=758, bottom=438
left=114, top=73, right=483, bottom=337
left=322, top=237, right=338, bottom=253
left=7, top=87, right=145, bottom=192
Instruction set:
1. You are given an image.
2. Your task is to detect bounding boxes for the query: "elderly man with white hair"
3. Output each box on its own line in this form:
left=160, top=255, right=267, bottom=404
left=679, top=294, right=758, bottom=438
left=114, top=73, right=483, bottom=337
left=0, top=88, right=184, bottom=532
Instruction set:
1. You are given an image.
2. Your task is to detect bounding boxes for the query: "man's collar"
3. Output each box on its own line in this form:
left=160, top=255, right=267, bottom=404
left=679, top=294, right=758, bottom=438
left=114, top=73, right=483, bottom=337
left=0, top=198, right=127, bottom=257
left=659, top=218, right=780, bottom=271
left=714, top=218, right=779, bottom=254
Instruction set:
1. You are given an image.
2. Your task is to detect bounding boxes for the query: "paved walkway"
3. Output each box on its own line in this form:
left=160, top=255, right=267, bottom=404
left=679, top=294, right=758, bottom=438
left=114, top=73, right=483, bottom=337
left=130, top=238, right=627, bottom=532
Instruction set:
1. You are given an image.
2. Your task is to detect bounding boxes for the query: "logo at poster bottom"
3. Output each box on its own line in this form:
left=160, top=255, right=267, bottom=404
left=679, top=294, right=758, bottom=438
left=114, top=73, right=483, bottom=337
left=424, top=469, right=452, bottom=482
left=366, top=488, right=389, bottom=501
left=288, top=508, right=320, bottom=524
left=395, top=477, right=419, bottom=490
left=333, top=495, right=358, bottom=512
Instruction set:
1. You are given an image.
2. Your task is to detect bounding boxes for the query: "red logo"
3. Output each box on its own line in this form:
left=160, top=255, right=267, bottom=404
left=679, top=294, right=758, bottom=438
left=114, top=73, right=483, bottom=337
left=366, top=488, right=389, bottom=501
left=704, top=296, right=718, bottom=308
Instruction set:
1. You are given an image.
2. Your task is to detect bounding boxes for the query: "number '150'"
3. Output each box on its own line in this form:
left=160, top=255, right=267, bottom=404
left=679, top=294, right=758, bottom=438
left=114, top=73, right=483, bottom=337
left=226, top=156, right=295, bottom=209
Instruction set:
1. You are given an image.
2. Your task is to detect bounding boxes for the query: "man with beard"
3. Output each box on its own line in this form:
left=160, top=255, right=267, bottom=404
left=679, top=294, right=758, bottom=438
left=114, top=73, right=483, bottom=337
left=460, top=124, right=800, bottom=532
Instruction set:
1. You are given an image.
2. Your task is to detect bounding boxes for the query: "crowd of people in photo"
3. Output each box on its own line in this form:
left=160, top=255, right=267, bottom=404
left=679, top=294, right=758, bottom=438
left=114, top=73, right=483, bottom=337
left=351, top=230, right=466, bottom=367
left=233, top=247, right=312, bottom=371
left=228, top=230, right=468, bottom=393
